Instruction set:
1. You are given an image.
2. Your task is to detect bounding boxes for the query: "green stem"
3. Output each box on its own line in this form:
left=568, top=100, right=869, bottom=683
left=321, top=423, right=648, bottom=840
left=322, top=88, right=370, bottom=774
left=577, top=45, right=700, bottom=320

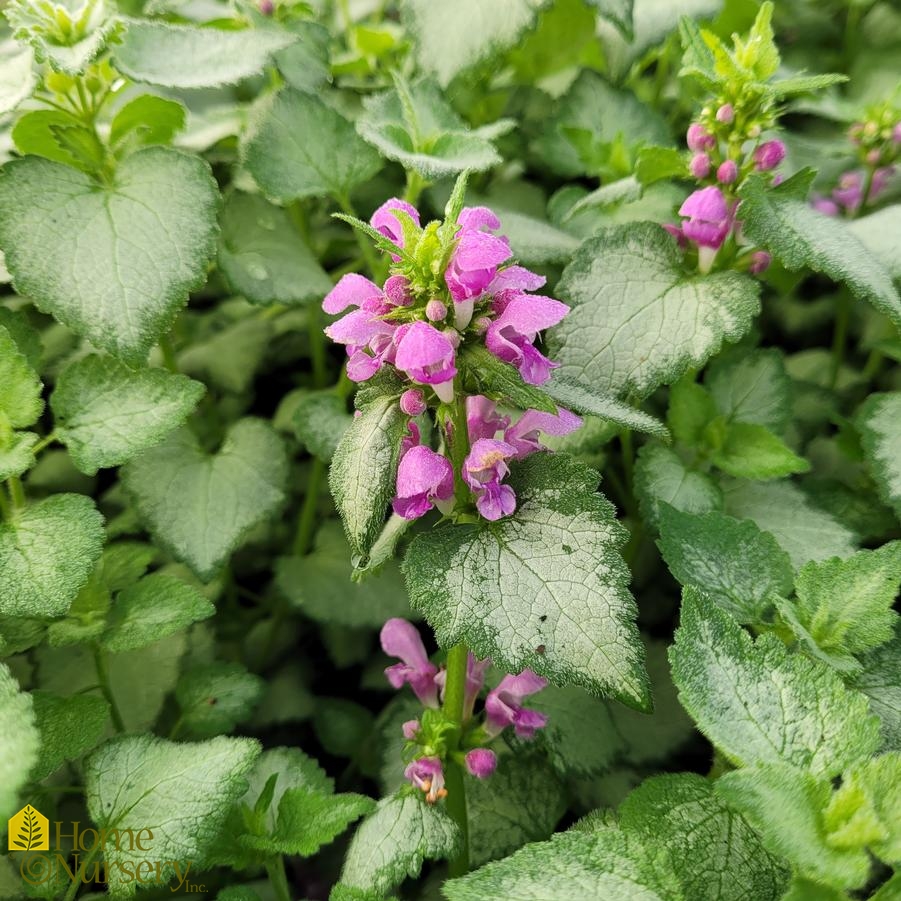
left=293, top=457, right=326, bottom=556
left=619, top=429, right=634, bottom=497
left=265, top=855, right=292, bottom=901
left=8, top=477, right=25, bottom=511
left=337, top=194, right=382, bottom=280
left=448, top=396, right=471, bottom=512
left=830, top=293, right=851, bottom=390
left=442, top=643, right=470, bottom=877
left=404, top=170, right=426, bottom=207
left=93, top=645, right=126, bottom=733
left=0, top=488, right=11, bottom=522
left=158, top=335, right=179, bottom=373
left=62, top=840, right=102, bottom=901
left=31, top=432, right=58, bottom=455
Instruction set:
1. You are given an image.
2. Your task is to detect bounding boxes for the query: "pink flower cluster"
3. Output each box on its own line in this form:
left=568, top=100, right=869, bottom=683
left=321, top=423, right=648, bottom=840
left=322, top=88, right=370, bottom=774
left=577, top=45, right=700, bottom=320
left=323, top=200, right=567, bottom=396
left=393, top=396, right=580, bottom=522
left=323, top=196, right=580, bottom=524
left=812, top=167, right=896, bottom=218
left=381, top=618, right=548, bottom=802
left=666, top=117, right=784, bottom=274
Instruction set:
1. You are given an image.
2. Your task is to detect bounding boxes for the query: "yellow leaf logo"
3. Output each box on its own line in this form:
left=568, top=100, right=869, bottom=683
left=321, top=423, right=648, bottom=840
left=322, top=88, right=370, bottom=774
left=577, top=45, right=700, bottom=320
left=8, top=805, right=49, bottom=852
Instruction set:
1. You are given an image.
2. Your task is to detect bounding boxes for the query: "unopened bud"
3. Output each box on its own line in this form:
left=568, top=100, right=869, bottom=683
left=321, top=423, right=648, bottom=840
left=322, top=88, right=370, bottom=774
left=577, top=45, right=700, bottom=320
left=425, top=299, right=447, bottom=322
left=400, top=389, right=427, bottom=417
left=689, top=153, right=711, bottom=179
left=687, top=123, right=715, bottom=152
left=717, top=160, right=739, bottom=184
left=716, top=104, right=734, bottom=124
left=749, top=250, right=771, bottom=275
left=753, top=140, right=785, bottom=171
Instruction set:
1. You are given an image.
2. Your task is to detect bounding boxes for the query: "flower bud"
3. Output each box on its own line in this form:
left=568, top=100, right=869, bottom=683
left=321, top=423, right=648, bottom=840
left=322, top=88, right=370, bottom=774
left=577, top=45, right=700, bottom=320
left=747, top=124, right=762, bottom=139
left=753, top=140, right=785, bottom=171
left=465, top=749, right=498, bottom=779
left=425, top=299, right=447, bottom=322
left=472, top=316, right=491, bottom=335
left=893, top=122, right=901, bottom=145
left=259, top=0, right=274, bottom=12
left=686, top=123, right=715, bottom=152
left=749, top=250, right=771, bottom=275
left=717, top=160, right=739, bottom=184
left=384, top=274, right=412, bottom=306
left=400, top=389, right=427, bottom=417
left=715, top=104, right=734, bottom=124
left=402, top=719, right=420, bottom=740
left=866, top=149, right=881, bottom=166
left=689, top=153, right=711, bottom=179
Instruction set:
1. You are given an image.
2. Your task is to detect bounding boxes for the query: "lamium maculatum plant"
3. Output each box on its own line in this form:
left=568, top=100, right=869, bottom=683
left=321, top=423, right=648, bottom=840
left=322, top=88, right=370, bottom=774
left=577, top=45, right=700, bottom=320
left=0, top=1, right=899, bottom=900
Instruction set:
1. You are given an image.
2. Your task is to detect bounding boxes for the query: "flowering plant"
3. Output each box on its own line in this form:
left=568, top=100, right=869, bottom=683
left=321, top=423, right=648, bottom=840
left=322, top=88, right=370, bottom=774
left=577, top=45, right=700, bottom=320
left=0, top=1, right=899, bottom=900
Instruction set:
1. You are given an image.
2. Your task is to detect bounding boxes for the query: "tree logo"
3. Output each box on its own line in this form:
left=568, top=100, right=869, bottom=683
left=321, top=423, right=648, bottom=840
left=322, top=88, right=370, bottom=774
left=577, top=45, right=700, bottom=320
left=8, top=805, right=49, bottom=852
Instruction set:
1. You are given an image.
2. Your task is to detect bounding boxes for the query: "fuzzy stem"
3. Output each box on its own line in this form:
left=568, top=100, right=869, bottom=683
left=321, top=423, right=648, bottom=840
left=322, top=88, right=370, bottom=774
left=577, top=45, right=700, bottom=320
left=265, top=855, right=292, bottom=901
left=159, top=334, right=179, bottom=373
left=62, top=842, right=103, bottom=901
left=93, top=645, right=126, bottom=733
left=404, top=170, right=426, bottom=207
left=448, top=396, right=471, bottom=512
left=442, top=643, right=471, bottom=876
left=293, top=457, right=326, bottom=557
left=8, top=477, right=25, bottom=511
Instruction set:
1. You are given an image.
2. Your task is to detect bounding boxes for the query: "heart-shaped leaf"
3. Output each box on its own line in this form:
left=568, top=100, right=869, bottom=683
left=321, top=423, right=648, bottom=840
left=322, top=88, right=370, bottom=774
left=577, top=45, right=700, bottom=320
left=0, top=148, right=219, bottom=363
left=122, top=419, right=288, bottom=581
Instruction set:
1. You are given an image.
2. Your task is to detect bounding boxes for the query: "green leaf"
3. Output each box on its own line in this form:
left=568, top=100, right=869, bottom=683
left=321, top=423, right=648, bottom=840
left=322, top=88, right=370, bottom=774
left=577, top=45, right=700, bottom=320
left=716, top=765, right=870, bottom=890
left=178, top=317, right=272, bottom=395
left=722, top=480, right=857, bottom=571
left=402, top=0, right=547, bottom=87
left=0, top=663, right=38, bottom=820
left=51, top=355, right=205, bottom=475
left=706, top=348, right=792, bottom=433
left=548, top=223, right=760, bottom=400
left=0, top=324, right=42, bottom=429
left=634, top=443, right=723, bottom=529
left=636, top=145, right=687, bottom=185
left=0, top=148, right=219, bottom=364
left=38, top=633, right=187, bottom=733
left=544, top=375, right=669, bottom=438
left=852, top=623, right=901, bottom=751
left=0, top=39, right=34, bottom=116
left=0, top=432, right=38, bottom=482
left=619, top=773, right=788, bottom=901
left=461, top=344, right=558, bottom=414
left=856, top=392, right=901, bottom=522
left=468, top=753, right=567, bottom=866
left=329, top=390, right=408, bottom=562
left=85, top=734, right=260, bottom=895
left=667, top=379, right=717, bottom=447
left=30, top=691, right=109, bottom=781
left=711, top=422, right=810, bottom=480
left=405, top=453, right=649, bottom=708
left=242, top=788, right=374, bottom=857
left=12, top=109, right=99, bottom=171
left=670, top=588, right=880, bottom=776
left=244, top=90, right=382, bottom=203
left=849, top=206, right=901, bottom=281
left=113, top=22, right=296, bottom=88
left=358, top=77, right=502, bottom=179
left=790, top=544, right=901, bottom=660
left=444, top=825, right=681, bottom=900
left=276, top=522, right=410, bottom=628
left=657, top=506, right=793, bottom=623
left=337, top=792, right=462, bottom=898
left=780, top=878, right=851, bottom=901
left=175, top=663, right=265, bottom=737
left=769, top=73, right=849, bottom=98
left=101, top=573, right=215, bottom=653
left=737, top=175, right=901, bottom=329
left=293, top=391, right=353, bottom=461
left=123, top=419, right=288, bottom=581
left=218, top=191, right=332, bottom=306
left=109, top=95, right=187, bottom=151
left=533, top=71, right=670, bottom=178
left=0, top=494, right=104, bottom=618
left=274, top=20, right=330, bottom=94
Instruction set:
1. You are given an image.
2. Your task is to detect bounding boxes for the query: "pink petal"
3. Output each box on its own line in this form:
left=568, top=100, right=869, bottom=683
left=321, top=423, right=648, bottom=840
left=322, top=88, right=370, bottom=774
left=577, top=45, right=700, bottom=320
left=679, top=185, right=728, bottom=221
left=323, top=273, right=382, bottom=315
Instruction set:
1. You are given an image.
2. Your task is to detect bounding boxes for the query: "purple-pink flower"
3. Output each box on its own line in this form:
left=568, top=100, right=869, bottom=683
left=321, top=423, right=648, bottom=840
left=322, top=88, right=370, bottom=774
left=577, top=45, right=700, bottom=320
left=400, top=389, right=426, bottom=417
left=463, top=439, right=518, bottom=521
left=381, top=618, right=440, bottom=707
left=405, top=756, right=446, bottom=803
left=465, top=749, right=498, bottom=779
left=445, top=211, right=512, bottom=304
left=466, top=395, right=510, bottom=442
left=485, top=294, right=569, bottom=385
left=717, top=160, right=738, bottom=184
left=686, top=123, right=716, bottom=152
left=392, top=445, right=454, bottom=520
left=485, top=670, right=549, bottom=739
left=394, top=322, right=457, bottom=401
left=679, top=186, right=732, bottom=249
left=371, top=198, right=420, bottom=250
left=435, top=651, right=490, bottom=719
left=504, top=407, right=582, bottom=457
